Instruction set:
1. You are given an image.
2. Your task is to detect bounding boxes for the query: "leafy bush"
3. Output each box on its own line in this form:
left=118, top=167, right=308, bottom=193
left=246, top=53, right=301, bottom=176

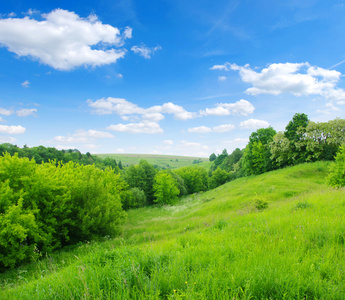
left=0, top=153, right=126, bottom=270
left=327, top=144, right=345, bottom=188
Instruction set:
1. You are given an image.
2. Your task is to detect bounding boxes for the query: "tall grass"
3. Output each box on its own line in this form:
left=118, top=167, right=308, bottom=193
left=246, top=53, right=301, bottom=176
left=1, top=161, right=344, bottom=299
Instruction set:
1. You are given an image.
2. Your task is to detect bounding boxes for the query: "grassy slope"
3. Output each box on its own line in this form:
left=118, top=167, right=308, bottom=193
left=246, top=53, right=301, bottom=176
left=1, top=161, right=345, bottom=299
left=95, top=153, right=210, bottom=169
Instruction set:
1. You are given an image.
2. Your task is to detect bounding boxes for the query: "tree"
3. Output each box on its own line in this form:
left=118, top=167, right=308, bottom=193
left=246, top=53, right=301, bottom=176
left=153, top=171, right=180, bottom=205
left=284, top=113, right=309, bottom=142
left=242, top=127, right=277, bottom=175
left=297, top=118, right=345, bottom=162
left=209, top=153, right=217, bottom=161
left=220, top=148, right=243, bottom=172
left=174, top=166, right=208, bottom=194
left=326, top=144, right=345, bottom=187
left=208, top=168, right=229, bottom=189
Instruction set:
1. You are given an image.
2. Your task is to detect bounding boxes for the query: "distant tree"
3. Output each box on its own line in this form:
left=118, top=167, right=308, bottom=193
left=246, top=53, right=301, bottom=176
left=220, top=148, right=243, bottom=172
left=153, top=171, right=180, bottom=205
left=174, top=166, right=208, bottom=194
left=209, top=153, right=217, bottom=161
left=208, top=168, right=229, bottom=189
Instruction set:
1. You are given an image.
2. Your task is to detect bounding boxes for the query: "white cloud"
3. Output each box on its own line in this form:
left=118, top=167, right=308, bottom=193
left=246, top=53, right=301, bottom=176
left=21, top=80, right=30, bottom=88
left=0, top=117, right=4, bottom=122
left=0, top=125, right=26, bottom=134
left=213, top=124, right=235, bottom=133
left=116, top=73, right=123, bottom=79
left=131, top=44, right=162, bottom=59
left=87, top=98, right=197, bottom=121
left=52, top=129, right=114, bottom=143
left=16, top=108, right=37, bottom=117
left=210, top=64, right=231, bottom=71
left=200, top=99, right=255, bottom=116
left=0, top=9, right=132, bottom=70
left=188, top=126, right=212, bottom=133
left=228, top=62, right=345, bottom=104
left=0, top=136, right=16, bottom=143
left=180, top=140, right=209, bottom=150
left=107, top=121, right=163, bottom=134
left=240, top=119, right=270, bottom=129
left=0, top=107, right=14, bottom=116
left=164, top=140, right=174, bottom=145
left=218, top=76, right=227, bottom=81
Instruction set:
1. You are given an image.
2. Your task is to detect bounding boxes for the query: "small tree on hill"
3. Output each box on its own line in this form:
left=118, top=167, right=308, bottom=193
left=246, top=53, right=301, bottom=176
left=326, top=144, right=345, bottom=188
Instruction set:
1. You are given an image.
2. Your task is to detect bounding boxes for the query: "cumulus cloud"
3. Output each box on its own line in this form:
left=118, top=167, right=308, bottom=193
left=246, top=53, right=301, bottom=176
left=215, top=62, right=345, bottom=105
left=107, top=121, right=163, bottom=134
left=240, top=119, right=270, bottom=129
left=87, top=98, right=197, bottom=121
left=131, top=44, right=162, bottom=59
left=52, top=129, right=114, bottom=143
left=0, top=9, right=132, bottom=70
left=188, top=126, right=212, bottom=133
left=213, top=124, right=235, bottom=133
left=16, top=108, right=37, bottom=117
left=21, top=80, right=30, bottom=88
left=188, top=124, right=235, bottom=134
left=0, top=125, right=26, bottom=134
left=0, top=107, right=14, bottom=116
left=200, top=99, right=255, bottom=116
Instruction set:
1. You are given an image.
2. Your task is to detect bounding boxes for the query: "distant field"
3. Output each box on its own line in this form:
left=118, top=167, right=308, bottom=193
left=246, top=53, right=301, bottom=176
left=95, top=153, right=211, bottom=169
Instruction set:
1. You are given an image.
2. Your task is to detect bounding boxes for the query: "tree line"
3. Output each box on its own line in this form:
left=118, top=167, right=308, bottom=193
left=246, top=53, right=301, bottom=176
left=209, top=114, right=345, bottom=179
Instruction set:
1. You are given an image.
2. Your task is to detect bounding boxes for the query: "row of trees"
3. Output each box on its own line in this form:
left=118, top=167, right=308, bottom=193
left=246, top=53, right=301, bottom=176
left=209, top=115, right=345, bottom=178
left=0, top=143, right=123, bottom=170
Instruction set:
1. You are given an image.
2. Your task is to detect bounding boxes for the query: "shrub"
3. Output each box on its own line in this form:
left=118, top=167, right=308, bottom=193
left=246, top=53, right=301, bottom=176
left=326, top=145, right=345, bottom=188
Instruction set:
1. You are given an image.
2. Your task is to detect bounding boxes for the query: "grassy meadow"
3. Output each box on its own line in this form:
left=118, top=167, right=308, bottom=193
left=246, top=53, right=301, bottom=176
left=95, top=153, right=210, bottom=169
left=1, top=161, right=345, bottom=299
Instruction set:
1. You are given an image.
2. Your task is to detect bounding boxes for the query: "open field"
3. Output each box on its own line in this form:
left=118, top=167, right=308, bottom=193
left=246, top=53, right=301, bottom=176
left=1, top=161, right=345, bottom=299
left=95, top=153, right=211, bottom=169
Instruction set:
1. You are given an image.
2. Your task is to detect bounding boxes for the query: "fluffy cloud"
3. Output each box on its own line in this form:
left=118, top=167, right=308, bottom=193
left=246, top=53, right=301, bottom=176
left=213, top=62, right=345, bottom=104
left=218, top=76, right=227, bottom=81
left=21, top=80, right=30, bottom=88
left=0, top=107, right=14, bottom=116
left=16, top=108, right=37, bottom=117
left=52, top=129, right=114, bottom=143
left=200, top=99, right=255, bottom=116
left=131, top=44, right=162, bottom=59
left=0, top=9, right=132, bottom=70
left=240, top=119, right=270, bottom=129
left=87, top=98, right=197, bottom=121
left=213, top=124, right=235, bottom=133
left=180, top=140, right=209, bottom=150
left=107, top=121, right=163, bottom=134
left=188, top=126, right=212, bottom=133
left=0, top=125, right=26, bottom=134
left=188, top=124, right=235, bottom=134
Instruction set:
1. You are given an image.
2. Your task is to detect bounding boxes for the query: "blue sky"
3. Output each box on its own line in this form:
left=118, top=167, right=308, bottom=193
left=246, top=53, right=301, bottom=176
left=0, top=0, right=344, bottom=157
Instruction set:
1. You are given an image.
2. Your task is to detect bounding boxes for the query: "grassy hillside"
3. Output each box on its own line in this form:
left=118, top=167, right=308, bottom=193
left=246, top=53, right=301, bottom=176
left=1, top=161, right=345, bottom=299
left=95, top=153, right=210, bottom=169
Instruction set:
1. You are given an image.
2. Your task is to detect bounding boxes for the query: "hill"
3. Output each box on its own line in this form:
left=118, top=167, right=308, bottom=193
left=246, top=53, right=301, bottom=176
left=1, top=161, right=345, bottom=299
left=95, top=153, right=210, bottom=169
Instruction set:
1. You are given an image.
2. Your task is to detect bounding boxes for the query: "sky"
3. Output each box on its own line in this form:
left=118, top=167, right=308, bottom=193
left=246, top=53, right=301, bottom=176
left=0, top=0, right=344, bottom=157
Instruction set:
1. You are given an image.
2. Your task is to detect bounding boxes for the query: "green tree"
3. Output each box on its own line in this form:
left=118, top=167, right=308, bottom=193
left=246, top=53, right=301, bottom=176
left=284, top=113, right=309, bottom=142
left=174, top=166, right=208, bottom=194
left=220, top=148, right=243, bottom=172
left=208, top=168, right=229, bottom=189
left=153, top=171, right=180, bottom=205
left=326, top=144, right=345, bottom=187
left=209, top=153, right=217, bottom=161
left=242, top=127, right=277, bottom=175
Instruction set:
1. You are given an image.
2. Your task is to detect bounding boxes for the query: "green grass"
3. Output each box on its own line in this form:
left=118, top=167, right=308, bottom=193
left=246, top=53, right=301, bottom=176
left=95, top=153, right=211, bottom=169
left=1, top=161, right=345, bottom=299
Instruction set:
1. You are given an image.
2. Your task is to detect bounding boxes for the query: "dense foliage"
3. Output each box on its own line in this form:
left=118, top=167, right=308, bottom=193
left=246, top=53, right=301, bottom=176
left=326, top=144, right=345, bottom=187
left=0, top=143, right=121, bottom=171
left=0, top=153, right=126, bottom=270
